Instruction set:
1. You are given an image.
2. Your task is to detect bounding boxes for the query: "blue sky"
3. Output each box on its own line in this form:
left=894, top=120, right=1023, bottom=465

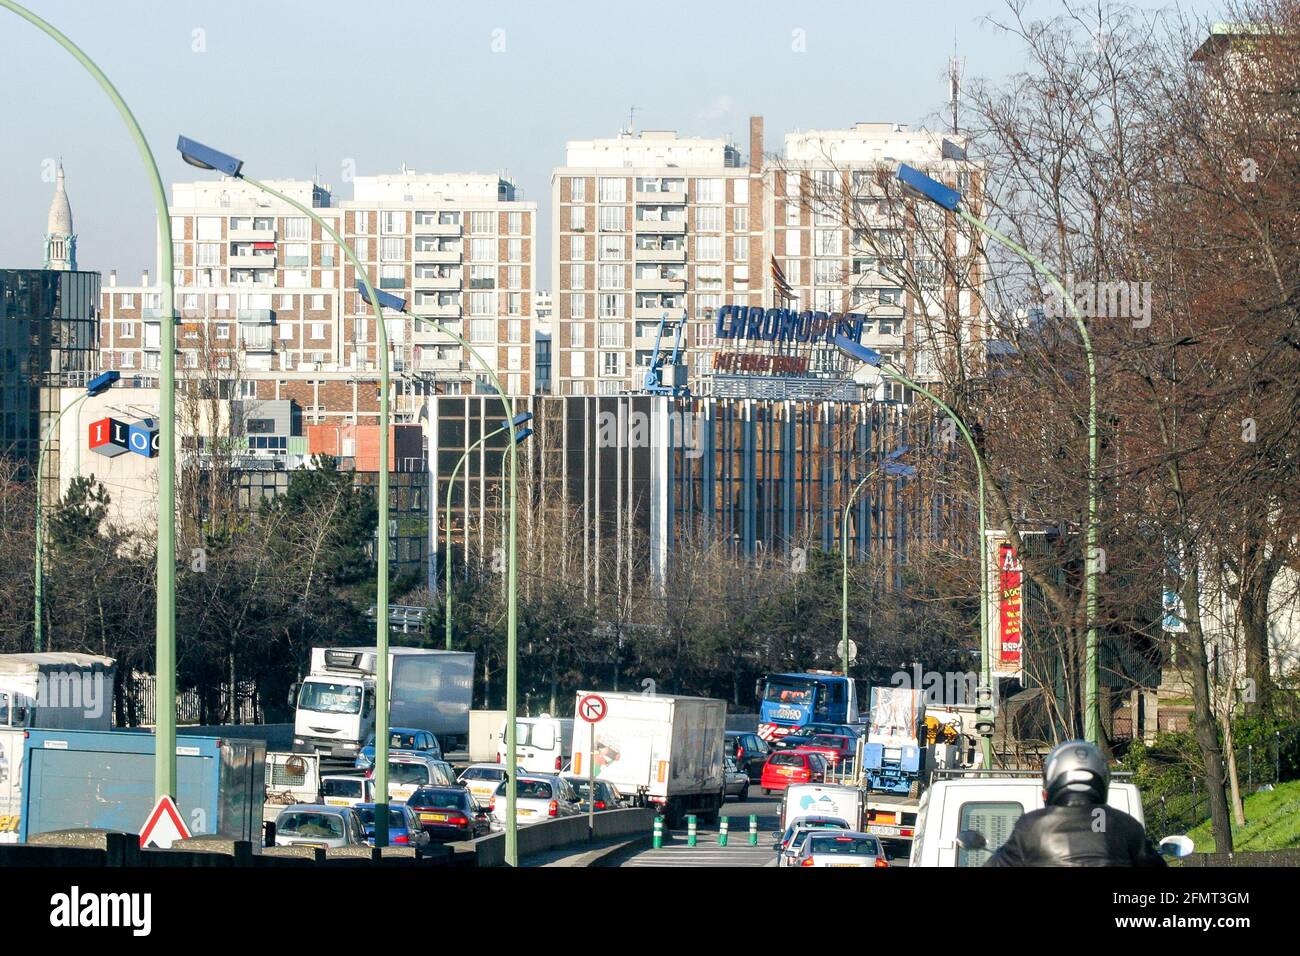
left=1, top=0, right=1219, bottom=280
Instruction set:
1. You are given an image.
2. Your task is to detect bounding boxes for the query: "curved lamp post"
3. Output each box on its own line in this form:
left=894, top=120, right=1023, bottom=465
left=3, top=0, right=179, bottom=800
left=834, top=335, right=993, bottom=769
left=176, top=136, right=403, bottom=842
left=841, top=447, right=914, bottom=676
left=34, top=371, right=119, bottom=652
left=444, top=415, right=532, bottom=650
left=896, top=163, right=1101, bottom=744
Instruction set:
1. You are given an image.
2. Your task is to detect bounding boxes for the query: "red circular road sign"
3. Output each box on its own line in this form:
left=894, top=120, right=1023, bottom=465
left=578, top=694, right=607, bottom=723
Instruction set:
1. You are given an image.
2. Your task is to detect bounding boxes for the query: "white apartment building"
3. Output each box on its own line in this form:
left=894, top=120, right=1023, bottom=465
left=550, top=119, right=766, bottom=395
left=100, top=171, right=536, bottom=426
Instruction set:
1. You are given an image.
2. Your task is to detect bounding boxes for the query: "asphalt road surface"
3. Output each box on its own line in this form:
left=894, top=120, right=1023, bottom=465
left=618, top=790, right=784, bottom=867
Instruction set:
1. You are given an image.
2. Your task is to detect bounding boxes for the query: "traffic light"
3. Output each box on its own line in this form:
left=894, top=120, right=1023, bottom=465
left=974, top=684, right=996, bottom=737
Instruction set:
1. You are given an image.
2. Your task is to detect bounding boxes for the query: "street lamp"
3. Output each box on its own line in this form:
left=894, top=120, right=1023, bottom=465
left=834, top=335, right=994, bottom=768
left=3, top=0, right=179, bottom=803
left=896, top=162, right=1102, bottom=745
left=33, top=370, right=119, bottom=652
left=443, top=413, right=532, bottom=650
left=841, top=447, right=914, bottom=676
left=177, top=135, right=401, bottom=843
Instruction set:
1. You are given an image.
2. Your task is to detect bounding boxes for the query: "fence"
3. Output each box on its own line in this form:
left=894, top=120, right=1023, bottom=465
left=127, top=676, right=257, bottom=727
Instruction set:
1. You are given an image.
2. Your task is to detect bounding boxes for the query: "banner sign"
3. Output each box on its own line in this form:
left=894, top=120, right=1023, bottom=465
left=997, top=542, right=1023, bottom=669
left=89, top=417, right=159, bottom=459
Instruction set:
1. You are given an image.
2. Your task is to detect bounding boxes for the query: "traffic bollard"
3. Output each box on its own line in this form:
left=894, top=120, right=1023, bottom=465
left=653, top=816, right=664, bottom=849
left=748, top=814, right=758, bottom=846
left=718, top=817, right=729, bottom=846
left=687, top=814, right=697, bottom=847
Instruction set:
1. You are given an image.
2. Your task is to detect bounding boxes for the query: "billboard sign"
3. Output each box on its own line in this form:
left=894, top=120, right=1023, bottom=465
left=986, top=530, right=1024, bottom=678
left=89, top=417, right=159, bottom=459
left=867, top=686, right=922, bottom=748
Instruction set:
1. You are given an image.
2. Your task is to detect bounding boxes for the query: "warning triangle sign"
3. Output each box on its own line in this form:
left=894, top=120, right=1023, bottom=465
left=139, top=795, right=192, bottom=849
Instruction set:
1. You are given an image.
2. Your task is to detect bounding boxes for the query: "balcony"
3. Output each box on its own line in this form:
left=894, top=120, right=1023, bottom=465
left=633, top=305, right=683, bottom=321
left=412, top=302, right=462, bottom=320
left=413, top=248, right=463, bottom=264
left=634, top=274, right=686, bottom=293
left=413, top=274, right=461, bottom=290
left=634, top=219, right=687, bottom=235
left=413, top=220, right=463, bottom=236
left=634, top=189, right=687, bottom=205
left=633, top=246, right=687, bottom=263
left=228, top=253, right=277, bottom=269
left=229, top=227, right=276, bottom=243
left=237, top=308, right=275, bottom=323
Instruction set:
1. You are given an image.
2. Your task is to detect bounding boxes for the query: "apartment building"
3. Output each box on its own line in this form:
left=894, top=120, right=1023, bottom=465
left=777, top=122, right=985, bottom=398
left=100, top=171, right=537, bottom=429
left=550, top=119, right=767, bottom=395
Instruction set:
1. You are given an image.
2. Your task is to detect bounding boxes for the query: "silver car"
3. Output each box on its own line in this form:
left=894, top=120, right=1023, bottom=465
left=274, top=805, right=368, bottom=849
left=490, top=773, right=582, bottom=826
left=723, top=757, right=750, bottom=800
left=792, top=830, right=888, bottom=868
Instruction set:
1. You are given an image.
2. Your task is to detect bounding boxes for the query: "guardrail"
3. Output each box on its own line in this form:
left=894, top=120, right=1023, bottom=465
left=460, top=808, right=656, bottom=867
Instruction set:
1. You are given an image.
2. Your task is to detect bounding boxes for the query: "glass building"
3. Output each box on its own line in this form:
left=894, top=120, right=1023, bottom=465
left=0, top=269, right=101, bottom=495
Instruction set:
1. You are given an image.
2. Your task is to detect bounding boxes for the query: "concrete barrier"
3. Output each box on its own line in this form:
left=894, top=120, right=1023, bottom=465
left=461, top=808, right=656, bottom=866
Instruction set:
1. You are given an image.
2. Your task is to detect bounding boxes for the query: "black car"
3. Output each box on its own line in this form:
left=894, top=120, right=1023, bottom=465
left=773, top=724, right=863, bottom=751
left=405, top=786, right=492, bottom=842
left=725, top=732, right=771, bottom=780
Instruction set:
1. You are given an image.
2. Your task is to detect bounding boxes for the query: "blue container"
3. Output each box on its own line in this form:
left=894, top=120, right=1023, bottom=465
left=20, top=729, right=264, bottom=844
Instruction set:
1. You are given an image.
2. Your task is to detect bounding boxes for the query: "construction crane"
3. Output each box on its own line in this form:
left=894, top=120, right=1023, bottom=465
left=642, top=310, right=691, bottom=398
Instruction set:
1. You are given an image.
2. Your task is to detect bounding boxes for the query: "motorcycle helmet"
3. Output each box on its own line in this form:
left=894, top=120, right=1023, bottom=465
left=1043, top=739, right=1108, bottom=806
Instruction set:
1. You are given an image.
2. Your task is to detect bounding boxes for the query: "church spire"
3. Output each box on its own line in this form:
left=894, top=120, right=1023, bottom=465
left=44, top=162, right=77, bottom=271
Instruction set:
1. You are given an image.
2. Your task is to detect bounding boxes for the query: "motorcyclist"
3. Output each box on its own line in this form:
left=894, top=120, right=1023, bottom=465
left=983, top=740, right=1166, bottom=867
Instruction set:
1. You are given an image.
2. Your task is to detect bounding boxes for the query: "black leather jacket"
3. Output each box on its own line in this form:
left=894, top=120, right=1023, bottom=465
left=985, top=801, right=1166, bottom=867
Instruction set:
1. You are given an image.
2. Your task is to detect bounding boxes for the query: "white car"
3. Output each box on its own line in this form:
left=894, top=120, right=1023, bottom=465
left=791, top=831, right=888, bottom=868
left=773, top=816, right=852, bottom=867
left=490, top=773, right=582, bottom=826
left=367, top=754, right=456, bottom=804
left=459, top=763, right=511, bottom=807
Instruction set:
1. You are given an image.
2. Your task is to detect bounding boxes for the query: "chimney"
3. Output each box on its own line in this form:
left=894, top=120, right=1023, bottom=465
left=749, top=116, right=764, bottom=174
left=141, top=269, right=150, bottom=286
left=109, top=270, right=117, bottom=287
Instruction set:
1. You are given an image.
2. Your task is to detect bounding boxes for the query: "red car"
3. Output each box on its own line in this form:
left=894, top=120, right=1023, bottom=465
left=792, top=734, right=856, bottom=770
left=761, top=751, right=828, bottom=794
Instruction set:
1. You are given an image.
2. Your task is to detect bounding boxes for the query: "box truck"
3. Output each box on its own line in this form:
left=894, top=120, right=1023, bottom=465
left=469, top=709, right=506, bottom=763
left=569, top=691, right=725, bottom=827
left=293, top=646, right=474, bottom=759
left=0, top=653, right=115, bottom=844
left=19, top=728, right=264, bottom=845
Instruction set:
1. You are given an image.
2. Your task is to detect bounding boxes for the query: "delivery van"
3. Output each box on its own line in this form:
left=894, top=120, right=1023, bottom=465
left=497, top=715, right=573, bottom=774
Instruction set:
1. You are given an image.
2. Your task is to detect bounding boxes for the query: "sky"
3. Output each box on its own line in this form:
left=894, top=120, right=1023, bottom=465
left=0, top=0, right=1222, bottom=282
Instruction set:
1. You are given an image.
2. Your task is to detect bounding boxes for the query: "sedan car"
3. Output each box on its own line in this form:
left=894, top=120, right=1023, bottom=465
left=406, top=786, right=493, bottom=841
left=760, top=751, right=828, bottom=794
left=273, top=805, right=368, bottom=849
left=353, top=802, right=432, bottom=852
left=490, top=774, right=582, bottom=826
left=562, top=775, right=625, bottom=812
left=724, top=732, right=770, bottom=780
left=458, top=763, right=511, bottom=807
left=791, top=734, right=856, bottom=770
left=354, top=727, right=443, bottom=770
left=723, top=757, right=750, bottom=800
left=773, top=724, right=864, bottom=750
left=772, top=816, right=852, bottom=866
left=792, top=831, right=889, bottom=867
left=366, top=754, right=457, bottom=803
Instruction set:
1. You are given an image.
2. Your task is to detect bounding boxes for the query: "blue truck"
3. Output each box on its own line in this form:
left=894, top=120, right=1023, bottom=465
left=20, top=729, right=264, bottom=844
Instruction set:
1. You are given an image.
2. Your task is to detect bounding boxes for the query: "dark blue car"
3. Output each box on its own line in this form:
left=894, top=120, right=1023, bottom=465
left=354, top=803, right=431, bottom=853
left=354, top=728, right=443, bottom=770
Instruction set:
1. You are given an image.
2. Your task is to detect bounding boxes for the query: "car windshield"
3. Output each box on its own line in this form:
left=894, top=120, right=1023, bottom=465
left=566, top=779, right=606, bottom=801
left=320, top=779, right=362, bottom=798
left=461, top=767, right=504, bottom=782
left=808, top=835, right=882, bottom=856
left=500, top=779, right=554, bottom=799
left=765, top=681, right=814, bottom=705
left=410, top=788, right=468, bottom=809
left=770, top=752, right=806, bottom=766
left=355, top=807, right=407, bottom=829
left=806, top=735, right=845, bottom=747
left=298, top=681, right=362, bottom=715
left=279, top=812, right=344, bottom=837
left=388, top=762, right=430, bottom=785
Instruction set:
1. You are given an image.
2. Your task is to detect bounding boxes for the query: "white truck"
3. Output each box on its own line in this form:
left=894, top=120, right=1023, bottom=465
left=569, top=690, right=726, bottom=827
left=293, top=646, right=474, bottom=760
left=0, top=653, right=115, bottom=843
left=469, top=709, right=506, bottom=763
left=498, top=715, right=574, bottom=774
left=781, top=783, right=866, bottom=830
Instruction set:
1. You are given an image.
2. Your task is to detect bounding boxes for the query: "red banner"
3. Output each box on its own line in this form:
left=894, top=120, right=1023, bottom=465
left=997, top=543, right=1023, bottom=666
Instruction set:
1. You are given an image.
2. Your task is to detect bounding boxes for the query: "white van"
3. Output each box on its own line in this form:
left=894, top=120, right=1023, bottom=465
left=497, top=715, right=574, bottom=774
left=319, top=774, right=374, bottom=808
left=909, top=771, right=1147, bottom=867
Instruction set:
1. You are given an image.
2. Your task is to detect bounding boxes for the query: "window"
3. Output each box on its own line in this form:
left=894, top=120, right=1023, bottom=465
left=310, top=322, right=325, bottom=340
left=957, top=802, right=1024, bottom=866
left=380, top=238, right=403, bottom=262
left=570, top=323, right=586, bottom=347
left=470, top=211, right=494, bottom=234
left=695, top=294, right=720, bottom=323
left=119, top=293, right=135, bottom=308
left=732, top=236, right=749, bottom=261
left=697, top=265, right=723, bottom=290
left=353, top=210, right=369, bottom=234
left=599, top=294, right=625, bottom=319
left=695, top=178, right=723, bottom=203
left=569, top=177, right=586, bottom=202
left=815, top=229, right=843, bottom=257
left=471, top=238, right=494, bottom=261
left=570, top=235, right=586, bottom=261
left=696, top=236, right=722, bottom=262
left=119, top=350, right=135, bottom=368
left=598, top=177, right=626, bottom=203
left=694, top=320, right=716, bottom=347
left=216, top=323, right=231, bottom=340
left=381, top=210, right=404, bottom=234
left=570, top=264, right=585, bottom=290
left=197, top=217, right=221, bottom=241
left=599, top=265, right=624, bottom=290
left=599, top=206, right=623, bottom=232
left=197, top=243, right=220, bottom=266
left=695, top=206, right=722, bottom=232
left=569, top=205, right=585, bottom=231
left=507, top=212, right=524, bottom=235
left=507, top=238, right=523, bottom=263
left=285, top=217, right=309, bottom=240
left=815, top=260, right=841, bottom=285
left=570, top=351, right=585, bottom=377
left=600, top=351, right=624, bottom=376
left=785, top=202, right=800, bottom=227
left=507, top=318, right=522, bottom=343
left=733, top=206, right=749, bottom=232
left=785, top=230, right=802, bottom=256
left=599, top=322, right=624, bottom=347
left=506, top=266, right=522, bottom=290
left=353, top=237, right=369, bottom=262
left=183, top=351, right=198, bottom=368
left=785, top=172, right=802, bottom=197
left=569, top=294, right=586, bottom=319
left=878, top=287, right=904, bottom=306
left=279, top=322, right=294, bottom=341
left=599, top=236, right=623, bottom=260
left=311, top=294, right=325, bottom=310
left=120, top=321, right=136, bottom=339
left=468, top=291, right=496, bottom=315
left=470, top=265, right=495, bottom=288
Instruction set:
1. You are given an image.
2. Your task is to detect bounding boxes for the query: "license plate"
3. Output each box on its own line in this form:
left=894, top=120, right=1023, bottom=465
left=324, top=798, right=349, bottom=806
left=868, top=824, right=900, bottom=836
left=831, top=863, right=862, bottom=868
left=519, top=809, right=536, bottom=817
left=778, top=767, right=792, bottom=775
left=419, top=812, right=448, bottom=823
